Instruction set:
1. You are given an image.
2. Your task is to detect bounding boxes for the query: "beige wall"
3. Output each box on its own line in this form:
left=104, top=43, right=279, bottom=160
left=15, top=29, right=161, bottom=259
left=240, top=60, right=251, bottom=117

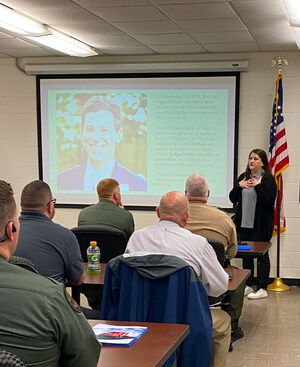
left=0, top=51, right=299, bottom=278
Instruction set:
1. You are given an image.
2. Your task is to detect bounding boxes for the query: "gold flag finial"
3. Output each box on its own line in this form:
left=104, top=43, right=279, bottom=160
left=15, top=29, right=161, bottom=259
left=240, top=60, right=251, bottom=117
left=271, top=56, right=288, bottom=75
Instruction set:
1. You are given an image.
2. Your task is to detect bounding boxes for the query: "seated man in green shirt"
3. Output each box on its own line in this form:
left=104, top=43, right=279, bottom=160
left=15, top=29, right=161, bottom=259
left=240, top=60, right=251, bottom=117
left=78, top=178, right=134, bottom=239
left=0, top=180, right=101, bottom=367
left=78, top=178, right=134, bottom=310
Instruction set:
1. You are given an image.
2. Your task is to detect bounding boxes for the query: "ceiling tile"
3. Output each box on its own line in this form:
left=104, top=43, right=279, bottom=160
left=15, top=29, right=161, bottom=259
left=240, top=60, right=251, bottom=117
left=0, top=0, right=297, bottom=57
left=0, top=47, right=58, bottom=57
left=243, top=16, right=291, bottom=31
left=252, top=29, right=295, bottom=42
left=153, top=0, right=226, bottom=3
left=20, top=8, right=103, bottom=25
left=87, top=35, right=143, bottom=48
left=192, top=31, right=254, bottom=43
left=0, top=51, right=13, bottom=57
left=176, top=18, right=247, bottom=32
left=159, top=3, right=236, bottom=20
left=74, top=0, right=149, bottom=6
left=0, top=0, right=79, bottom=10
left=100, top=45, right=155, bottom=55
left=88, top=5, right=168, bottom=22
left=0, top=38, right=36, bottom=49
left=133, top=33, right=197, bottom=45
left=113, top=21, right=182, bottom=34
left=148, top=44, right=206, bottom=53
left=203, top=42, right=260, bottom=52
left=0, top=31, right=14, bottom=39
left=53, top=22, right=124, bottom=43
left=256, top=42, right=298, bottom=51
left=232, top=0, right=284, bottom=17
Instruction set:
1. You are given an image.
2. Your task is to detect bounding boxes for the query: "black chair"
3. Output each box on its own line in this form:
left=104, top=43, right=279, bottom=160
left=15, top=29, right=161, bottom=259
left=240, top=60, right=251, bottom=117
left=71, top=225, right=128, bottom=310
left=206, top=237, right=225, bottom=267
left=71, top=225, right=128, bottom=263
left=9, top=256, right=39, bottom=274
left=206, top=238, right=231, bottom=306
left=0, top=349, right=25, bottom=367
left=206, top=237, right=231, bottom=268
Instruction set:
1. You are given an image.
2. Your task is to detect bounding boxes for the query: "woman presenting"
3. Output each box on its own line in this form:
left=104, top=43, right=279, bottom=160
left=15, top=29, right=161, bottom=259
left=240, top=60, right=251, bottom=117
left=229, top=149, right=277, bottom=300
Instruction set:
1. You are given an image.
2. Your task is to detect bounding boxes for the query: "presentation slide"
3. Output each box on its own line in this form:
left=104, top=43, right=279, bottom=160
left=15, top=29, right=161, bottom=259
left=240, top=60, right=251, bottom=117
left=38, top=73, right=239, bottom=208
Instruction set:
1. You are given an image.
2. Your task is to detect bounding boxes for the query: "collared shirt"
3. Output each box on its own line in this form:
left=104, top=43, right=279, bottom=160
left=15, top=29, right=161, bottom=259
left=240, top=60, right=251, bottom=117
left=125, top=220, right=228, bottom=297
left=78, top=199, right=135, bottom=239
left=15, top=211, right=84, bottom=284
left=185, top=201, right=237, bottom=260
left=84, top=157, right=115, bottom=190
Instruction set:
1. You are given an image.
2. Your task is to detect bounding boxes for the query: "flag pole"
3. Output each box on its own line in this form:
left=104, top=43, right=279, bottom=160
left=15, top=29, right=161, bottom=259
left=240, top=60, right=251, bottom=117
left=267, top=56, right=290, bottom=292
left=276, top=175, right=281, bottom=277
left=268, top=174, right=290, bottom=291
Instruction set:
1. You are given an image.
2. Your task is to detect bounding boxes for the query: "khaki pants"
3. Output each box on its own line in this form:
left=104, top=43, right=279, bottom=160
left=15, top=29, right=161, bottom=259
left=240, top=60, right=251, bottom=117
left=211, top=308, right=231, bottom=367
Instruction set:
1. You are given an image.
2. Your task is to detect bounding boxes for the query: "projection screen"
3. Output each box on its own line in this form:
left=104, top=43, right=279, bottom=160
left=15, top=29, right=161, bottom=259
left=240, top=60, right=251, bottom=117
left=37, top=72, right=239, bottom=209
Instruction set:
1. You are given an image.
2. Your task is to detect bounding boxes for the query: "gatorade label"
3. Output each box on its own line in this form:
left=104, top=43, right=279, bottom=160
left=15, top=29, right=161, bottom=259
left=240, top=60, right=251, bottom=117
left=88, top=254, right=100, bottom=263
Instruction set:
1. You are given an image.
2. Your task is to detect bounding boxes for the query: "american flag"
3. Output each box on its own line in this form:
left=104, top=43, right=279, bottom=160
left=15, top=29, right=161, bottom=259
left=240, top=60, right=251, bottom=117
left=268, top=74, right=289, bottom=234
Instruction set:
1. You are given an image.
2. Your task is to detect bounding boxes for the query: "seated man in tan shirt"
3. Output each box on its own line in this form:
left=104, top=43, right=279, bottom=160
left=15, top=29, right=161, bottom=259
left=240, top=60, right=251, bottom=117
left=185, top=172, right=244, bottom=349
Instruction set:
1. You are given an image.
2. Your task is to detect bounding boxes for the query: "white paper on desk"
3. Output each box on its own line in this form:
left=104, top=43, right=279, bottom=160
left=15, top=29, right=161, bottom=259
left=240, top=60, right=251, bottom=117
left=92, top=324, right=147, bottom=346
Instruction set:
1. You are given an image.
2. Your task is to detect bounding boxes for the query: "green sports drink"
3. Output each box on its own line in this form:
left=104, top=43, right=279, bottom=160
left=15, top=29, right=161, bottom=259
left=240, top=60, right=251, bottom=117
left=87, top=241, right=101, bottom=274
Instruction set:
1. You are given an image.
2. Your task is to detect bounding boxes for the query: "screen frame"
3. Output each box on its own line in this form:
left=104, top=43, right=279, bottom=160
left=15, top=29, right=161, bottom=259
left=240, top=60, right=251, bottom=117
left=37, top=71, right=240, bottom=211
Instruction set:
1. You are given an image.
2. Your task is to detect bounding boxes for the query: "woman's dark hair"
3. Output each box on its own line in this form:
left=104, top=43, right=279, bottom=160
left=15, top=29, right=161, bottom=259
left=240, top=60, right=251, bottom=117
left=245, top=148, right=271, bottom=179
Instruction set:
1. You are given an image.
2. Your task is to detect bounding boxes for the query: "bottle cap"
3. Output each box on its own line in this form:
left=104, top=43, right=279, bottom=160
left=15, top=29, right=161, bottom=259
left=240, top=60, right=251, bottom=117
left=90, top=241, right=97, bottom=246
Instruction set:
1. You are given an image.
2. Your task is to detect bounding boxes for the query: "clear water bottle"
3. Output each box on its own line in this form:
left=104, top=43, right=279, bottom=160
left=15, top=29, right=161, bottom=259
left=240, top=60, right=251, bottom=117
left=87, top=241, right=101, bottom=274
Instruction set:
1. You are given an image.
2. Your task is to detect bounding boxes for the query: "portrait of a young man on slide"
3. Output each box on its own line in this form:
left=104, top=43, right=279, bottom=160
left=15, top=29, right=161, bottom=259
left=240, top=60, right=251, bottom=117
left=57, top=96, right=147, bottom=191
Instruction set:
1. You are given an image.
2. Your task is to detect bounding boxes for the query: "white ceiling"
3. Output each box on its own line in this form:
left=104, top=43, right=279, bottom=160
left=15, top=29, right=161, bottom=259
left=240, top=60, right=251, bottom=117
left=0, top=0, right=298, bottom=58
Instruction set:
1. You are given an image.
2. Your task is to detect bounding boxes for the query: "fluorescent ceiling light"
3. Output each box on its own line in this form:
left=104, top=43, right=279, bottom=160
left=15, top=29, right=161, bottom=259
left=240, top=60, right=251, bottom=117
left=281, top=0, right=300, bottom=48
left=26, top=28, right=97, bottom=57
left=0, top=3, right=49, bottom=36
left=282, top=0, right=300, bottom=26
left=291, top=27, right=300, bottom=48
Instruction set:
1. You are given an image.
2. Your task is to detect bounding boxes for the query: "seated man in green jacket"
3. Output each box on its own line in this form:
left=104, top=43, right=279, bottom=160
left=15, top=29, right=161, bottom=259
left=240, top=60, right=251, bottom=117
left=0, top=180, right=101, bottom=367
left=78, top=178, right=134, bottom=239
left=78, top=177, right=134, bottom=310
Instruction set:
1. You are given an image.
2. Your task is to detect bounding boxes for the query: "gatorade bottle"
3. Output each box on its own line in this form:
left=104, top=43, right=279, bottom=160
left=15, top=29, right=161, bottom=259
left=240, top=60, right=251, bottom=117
left=87, top=241, right=101, bottom=274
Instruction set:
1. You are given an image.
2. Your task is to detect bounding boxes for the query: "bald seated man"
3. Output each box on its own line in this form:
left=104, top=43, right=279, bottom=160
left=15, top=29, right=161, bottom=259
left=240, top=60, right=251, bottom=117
left=126, top=191, right=231, bottom=367
left=0, top=180, right=100, bottom=366
left=14, top=180, right=85, bottom=286
left=78, top=178, right=134, bottom=239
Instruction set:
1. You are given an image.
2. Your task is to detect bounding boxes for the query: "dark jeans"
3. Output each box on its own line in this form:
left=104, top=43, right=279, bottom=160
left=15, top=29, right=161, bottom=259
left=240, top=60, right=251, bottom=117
left=221, top=277, right=245, bottom=320
left=239, top=228, right=271, bottom=290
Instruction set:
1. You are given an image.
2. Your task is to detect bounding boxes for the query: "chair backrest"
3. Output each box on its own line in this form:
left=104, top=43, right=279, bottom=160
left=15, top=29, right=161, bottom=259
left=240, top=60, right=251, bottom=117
left=9, top=256, right=39, bottom=274
left=205, top=238, right=227, bottom=305
left=206, top=237, right=225, bottom=267
left=71, top=225, right=128, bottom=263
left=100, top=254, right=212, bottom=367
left=0, top=349, right=25, bottom=367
